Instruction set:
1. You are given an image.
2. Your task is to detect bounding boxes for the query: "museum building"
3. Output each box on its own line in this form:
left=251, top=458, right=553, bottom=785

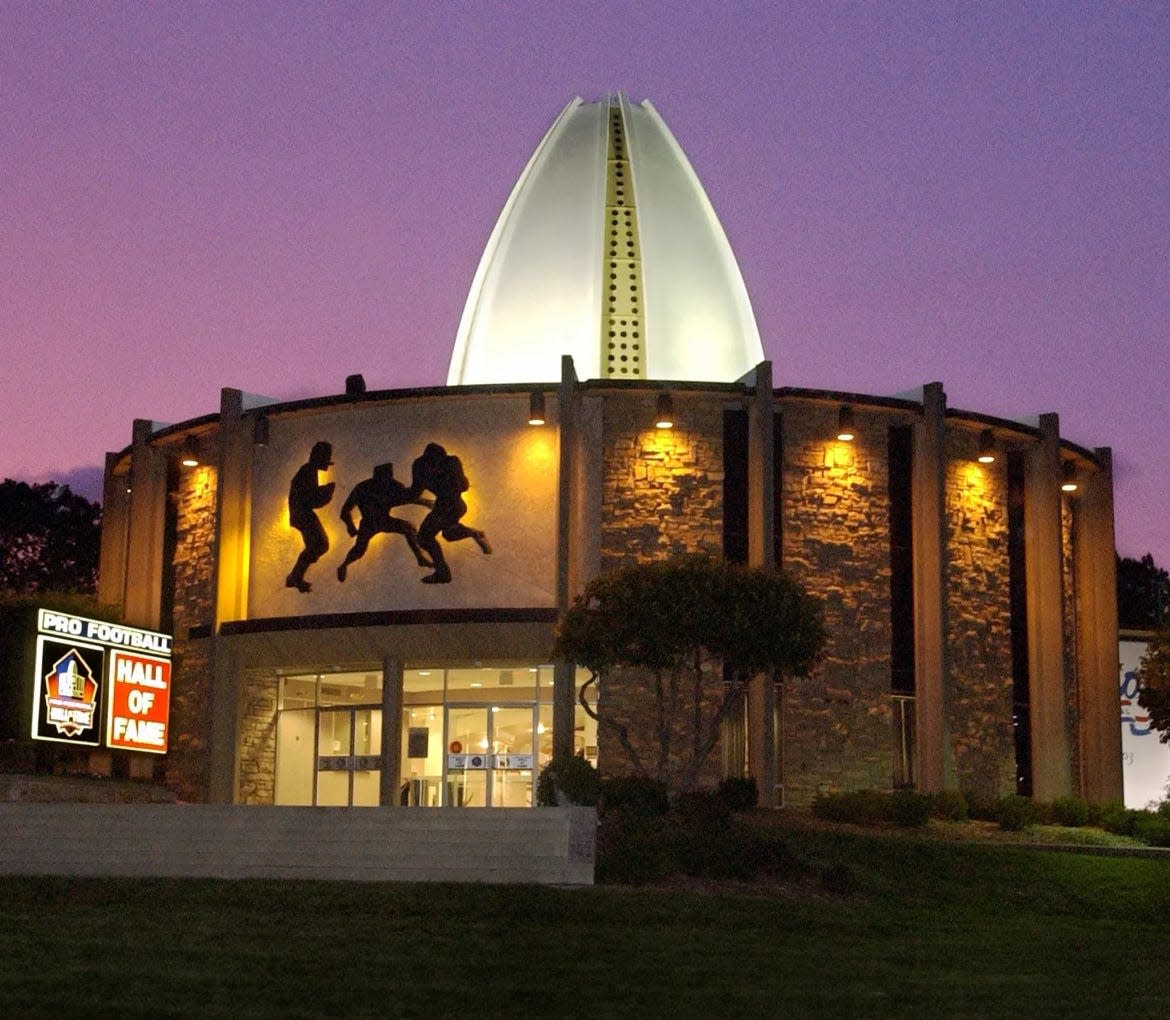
left=97, top=95, right=1123, bottom=808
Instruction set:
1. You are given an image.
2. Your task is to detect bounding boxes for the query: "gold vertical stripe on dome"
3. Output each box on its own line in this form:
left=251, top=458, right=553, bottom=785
left=601, top=102, right=644, bottom=378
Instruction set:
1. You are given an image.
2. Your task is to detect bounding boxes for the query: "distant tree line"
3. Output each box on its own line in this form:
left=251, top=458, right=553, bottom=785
left=0, top=479, right=100, bottom=595
left=1117, top=553, right=1170, bottom=631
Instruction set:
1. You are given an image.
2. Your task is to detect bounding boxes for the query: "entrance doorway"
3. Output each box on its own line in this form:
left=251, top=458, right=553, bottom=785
left=445, top=704, right=536, bottom=808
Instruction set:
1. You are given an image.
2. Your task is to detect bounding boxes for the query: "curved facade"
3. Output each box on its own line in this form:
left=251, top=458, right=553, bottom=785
left=96, top=96, right=1122, bottom=809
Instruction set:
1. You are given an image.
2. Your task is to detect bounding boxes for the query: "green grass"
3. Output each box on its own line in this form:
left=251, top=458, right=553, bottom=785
left=2, top=825, right=1168, bottom=1018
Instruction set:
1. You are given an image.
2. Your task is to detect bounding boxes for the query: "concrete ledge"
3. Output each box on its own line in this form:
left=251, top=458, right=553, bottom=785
left=0, top=804, right=596, bottom=885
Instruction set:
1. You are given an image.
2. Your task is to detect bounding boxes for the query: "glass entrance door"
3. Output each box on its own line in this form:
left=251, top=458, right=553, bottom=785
left=444, top=705, right=536, bottom=807
left=315, top=707, right=382, bottom=806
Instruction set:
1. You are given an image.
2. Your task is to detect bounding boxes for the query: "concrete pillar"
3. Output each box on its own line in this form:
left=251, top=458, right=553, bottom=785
left=745, top=361, right=779, bottom=806
left=1026, top=413, right=1072, bottom=799
left=122, top=419, right=169, bottom=630
left=213, top=389, right=255, bottom=627
left=1074, top=448, right=1124, bottom=802
left=912, top=382, right=953, bottom=792
left=380, top=657, right=404, bottom=806
left=553, top=356, right=580, bottom=763
left=97, top=450, right=131, bottom=611
left=206, top=642, right=240, bottom=803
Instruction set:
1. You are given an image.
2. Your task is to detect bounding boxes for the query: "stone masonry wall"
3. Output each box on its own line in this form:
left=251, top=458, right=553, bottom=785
left=596, top=393, right=726, bottom=789
left=166, top=462, right=218, bottom=802
left=1062, top=497, right=1081, bottom=791
left=237, top=667, right=278, bottom=804
left=944, top=429, right=1015, bottom=797
left=779, top=403, right=895, bottom=804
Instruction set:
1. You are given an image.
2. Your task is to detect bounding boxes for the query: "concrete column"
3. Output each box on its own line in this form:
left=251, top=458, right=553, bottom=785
left=912, top=382, right=953, bottom=792
left=553, top=355, right=580, bottom=763
left=745, top=361, right=779, bottom=805
left=213, top=389, right=255, bottom=627
left=1025, top=413, right=1072, bottom=799
left=122, top=419, right=169, bottom=630
left=97, top=450, right=131, bottom=611
left=552, top=661, right=577, bottom=762
left=1074, top=448, right=1124, bottom=803
left=206, top=642, right=241, bottom=803
left=380, top=657, right=404, bottom=806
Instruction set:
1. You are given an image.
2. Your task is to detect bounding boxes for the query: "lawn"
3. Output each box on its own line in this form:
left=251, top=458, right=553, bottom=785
left=2, top=822, right=1168, bottom=1018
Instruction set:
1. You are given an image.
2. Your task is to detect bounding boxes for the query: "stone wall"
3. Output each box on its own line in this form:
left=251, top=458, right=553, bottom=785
left=779, top=404, right=895, bottom=803
left=237, top=667, right=278, bottom=804
left=1062, top=497, right=1081, bottom=790
left=943, top=428, right=1015, bottom=796
left=596, top=393, right=726, bottom=788
left=166, top=461, right=218, bottom=802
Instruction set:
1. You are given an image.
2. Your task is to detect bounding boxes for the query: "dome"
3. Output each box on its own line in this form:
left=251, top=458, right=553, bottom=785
left=447, top=94, right=765, bottom=385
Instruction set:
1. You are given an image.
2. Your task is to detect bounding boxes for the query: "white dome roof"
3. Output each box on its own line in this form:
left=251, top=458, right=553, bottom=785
left=447, top=94, right=765, bottom=385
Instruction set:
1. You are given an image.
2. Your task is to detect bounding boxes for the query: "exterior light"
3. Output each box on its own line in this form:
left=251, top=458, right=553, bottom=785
left=124, top=468, right=134, bottom=494
left=1061, top=460, right=1078, bottom=493
left=253, top=414, right=270, bottom=447
left=527, top=391, right=546, bottom=426
left=836, top=405, right=855, bottom=442
left=655, top=392, right=674, bottom=429
left=345, top=373, right=366, bottom=397
left=977, top=429, right=996, bottom=464
left=180, top=436, right=200, bottom=468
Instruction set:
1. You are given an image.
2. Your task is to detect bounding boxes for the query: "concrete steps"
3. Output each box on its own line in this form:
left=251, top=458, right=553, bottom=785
left=0, top=804, right=596, bottom=884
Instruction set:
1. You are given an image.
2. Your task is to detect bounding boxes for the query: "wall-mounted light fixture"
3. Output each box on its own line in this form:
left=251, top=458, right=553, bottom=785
left=253, top=414, right=270, bottom=447
left=1061, top=460, right=1079, bottom=493
left=527, top=391, right=546, bottom=426
left=655, top=392, right=674, bottom=429
left=345, top=373, right=366, bottom=397
left=180, top=435, right=200, bottom=468
left=836, top=405, right=855, bottom=442
left=124, top=468, right=134, bottom=495
left=977, top=429, right=996, bottom=464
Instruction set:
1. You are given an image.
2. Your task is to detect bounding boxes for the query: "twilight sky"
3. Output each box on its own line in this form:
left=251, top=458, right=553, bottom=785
left=3, top=2, right=1167, bottom=567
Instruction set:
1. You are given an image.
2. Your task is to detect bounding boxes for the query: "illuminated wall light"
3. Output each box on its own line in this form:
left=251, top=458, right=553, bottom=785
left=1061, top=460, right=1079, bottom=493
left=180, top=436, right=200, bottom=468
left=527, top=391, right=546, bottom=426
left=977, top=429, right=996, bottom=464
left=655, top=392, right=675, bottom=429
left=253, top=414, right=270, bottom=447
left=836, top=405, right=855, bottom=442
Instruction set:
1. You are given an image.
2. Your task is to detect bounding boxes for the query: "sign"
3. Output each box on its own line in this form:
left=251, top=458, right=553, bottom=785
left=317, top=755, right=381, bottom=771
left=447, top=753, right=489, bottom=770
left=1120, top=638, right=1170, bottom=808
left=492, top=753, right=533, bottom=770
left=31, top=610, right=173, bottom=753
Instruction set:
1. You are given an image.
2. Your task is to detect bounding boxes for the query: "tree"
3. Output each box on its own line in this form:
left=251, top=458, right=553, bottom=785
left=554, top=554, right=825, bottom=795
left=1117, top=553, right=1170, bottom=630
left=1137, top=627, right=1170, bottom=744
left=0, top=479, right=101, bottom=594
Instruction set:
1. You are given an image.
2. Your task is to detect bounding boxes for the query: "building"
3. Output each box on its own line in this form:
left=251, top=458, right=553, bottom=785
left=97, top=95, right=1123, bottom=808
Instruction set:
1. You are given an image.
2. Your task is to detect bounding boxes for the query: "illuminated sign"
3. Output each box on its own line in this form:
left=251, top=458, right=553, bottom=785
left=31, top=610, right=173, bottom=753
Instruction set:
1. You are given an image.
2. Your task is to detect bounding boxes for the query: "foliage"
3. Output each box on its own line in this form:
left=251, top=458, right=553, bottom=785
left=1045, top=796, right=1090, bottom=828
left=535, top=753, right=600, bottom=807
left=0, top=480, right=101, bottom=594
left=1117, top=553, right=1170, bottom=630
left=994, top=795, right=1037, bottom=832
left=716, top=775, right=759, bottom=812
left=599, top=776, right=670, bottom=819
left=555, top=554, right=824, bottom=795
left=932, top=789, right=969, bottom=822
left=811, top=788, right=931, bottom=829
left=1136, top=627, right=1170, bottom=742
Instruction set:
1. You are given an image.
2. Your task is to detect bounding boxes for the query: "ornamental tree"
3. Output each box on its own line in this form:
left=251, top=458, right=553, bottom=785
left=1137, top=627, right=1170, bottom=743
left=554, top=554, right=824, bottom=796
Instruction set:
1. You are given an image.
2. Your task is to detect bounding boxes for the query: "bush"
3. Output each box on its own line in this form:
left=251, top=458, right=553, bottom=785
left=599, top=776, right=670, bottom=819
left=890, top=790, right=932, bottom=828
left=717, top=776, right=759, bottom=812
left=932, top=789, right=969, bottom=822
left=994, top=795, right=1036, bottom=832
left=535, top=753, right=600, bottom=807
left=961, top=788, right=1000, bottom=822
left=812, top=789, right=890, bottom=826
left=1095, top=799, right=1139, bottom=837
left=819, top=863, right=857, bottom=897
left=1048, top=795, right=1090, bottom=828
left=1131, top=812, right=1170, bottom=848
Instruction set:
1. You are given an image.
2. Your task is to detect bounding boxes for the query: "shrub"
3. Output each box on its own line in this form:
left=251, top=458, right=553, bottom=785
left=535, top=753, right=600, bottom=807
left=994, top=795, right=1036, bottom=832
left=961, top=788, right=1000, bottom=822
left=674, top=789, right=732, bottom=831
left=1048, top=795, right=1090, bottom=828
left=1095, top=800, right=1139, bottom=837
left=717, top=775, right=759, bottom=812
left=932, top=789, right=969, bottom=822
left=819, top=863, right=857, bottom=897
left=595, top=813, right=670, bottom=884
left=890, top=790, right=932, bottom=828
left=812, top=789, right=890, bottom=826
left=1131, top=812, right=1170, bottom=848
left=599, top=776, right=670, bottom=819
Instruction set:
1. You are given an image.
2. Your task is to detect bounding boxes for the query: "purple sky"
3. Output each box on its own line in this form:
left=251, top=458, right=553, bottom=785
left=3, top=3, right=1167, bottom=567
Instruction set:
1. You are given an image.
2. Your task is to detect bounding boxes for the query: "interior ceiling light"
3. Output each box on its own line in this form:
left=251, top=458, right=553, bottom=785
left=977, top=429, right=996, bottom=464
left=836, top=405, right=855, bottom=442
left=655, top=392, right=674, bottom=429
left=528, top=391, right=546, bottom=426
left=1061, top=460, right=1079, bottom=493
